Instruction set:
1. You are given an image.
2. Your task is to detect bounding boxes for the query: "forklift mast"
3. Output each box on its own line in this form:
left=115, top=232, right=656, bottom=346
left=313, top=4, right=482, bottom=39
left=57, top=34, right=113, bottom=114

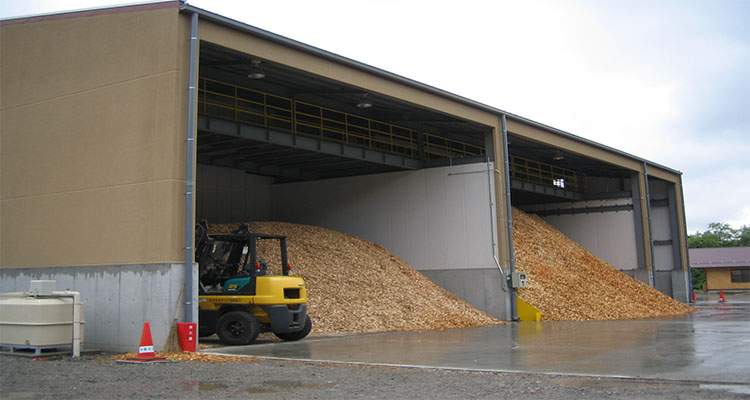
left=195, top=220, right=291, bottom=294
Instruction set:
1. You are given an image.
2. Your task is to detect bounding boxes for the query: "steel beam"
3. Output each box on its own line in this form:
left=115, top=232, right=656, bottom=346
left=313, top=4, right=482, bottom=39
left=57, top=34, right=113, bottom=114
left=198, top=155, right=319, bottom=181
left=531, top=204, right=633, bottom=217
left=583, top=191, right=633, bottom=200
left=510, top=179, right=583, bottom=201
left=198, top=116, right=420, bottom=170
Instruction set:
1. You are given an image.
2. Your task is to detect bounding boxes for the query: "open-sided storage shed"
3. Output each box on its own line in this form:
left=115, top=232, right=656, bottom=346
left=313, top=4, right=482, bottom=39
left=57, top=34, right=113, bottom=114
left=1, top=1, right=690, bottom=351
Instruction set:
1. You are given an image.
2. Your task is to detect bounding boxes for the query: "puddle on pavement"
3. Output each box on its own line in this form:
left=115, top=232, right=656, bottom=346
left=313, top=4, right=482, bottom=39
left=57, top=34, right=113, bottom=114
left=198, top=382, right=228, bottom=391
left=247, top=380, right=337, bottom=393
left=553, top=377, right=692, bottom=389
left=700, top=384, right=750, bottom=395
left=555, top=378, right=750, bottom=395
left=180, top=381, right=228, bottom=391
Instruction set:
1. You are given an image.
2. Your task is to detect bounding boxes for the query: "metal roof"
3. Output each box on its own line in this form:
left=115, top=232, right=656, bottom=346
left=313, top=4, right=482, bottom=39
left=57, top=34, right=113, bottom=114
left=2, top=1, right=683, bottom=178
left=689, top=247, right=750, bottom=269
left=179, top=2, right=682, bottom=176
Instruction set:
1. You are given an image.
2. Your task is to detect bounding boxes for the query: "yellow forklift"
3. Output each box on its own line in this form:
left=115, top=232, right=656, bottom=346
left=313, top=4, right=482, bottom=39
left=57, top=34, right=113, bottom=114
left=195, top=220, right=312, bottom=345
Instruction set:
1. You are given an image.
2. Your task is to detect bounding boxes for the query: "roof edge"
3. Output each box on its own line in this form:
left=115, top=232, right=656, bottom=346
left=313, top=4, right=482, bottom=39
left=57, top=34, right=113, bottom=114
left=12, top=1, right=674, bottom=175
left=186, top=3, right=683, bottom=174
left=1, top=1, right=180, bottom=25
left=181, top=3, right=679, bottom=176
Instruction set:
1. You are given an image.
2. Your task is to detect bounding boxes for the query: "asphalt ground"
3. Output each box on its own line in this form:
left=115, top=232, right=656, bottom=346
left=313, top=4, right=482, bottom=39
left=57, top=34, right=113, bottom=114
left=1, top=291, right=748, bottom=399
left=205, top=291, right=750, bottom=384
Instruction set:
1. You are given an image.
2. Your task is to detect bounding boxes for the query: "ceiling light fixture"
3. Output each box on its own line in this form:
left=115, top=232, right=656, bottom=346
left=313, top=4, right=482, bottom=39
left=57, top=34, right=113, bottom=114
left=247, top=59, right=265, bottom=79
left=356, top=93, right=373, bottom=108
left=553, top=150, right=565, bottom=161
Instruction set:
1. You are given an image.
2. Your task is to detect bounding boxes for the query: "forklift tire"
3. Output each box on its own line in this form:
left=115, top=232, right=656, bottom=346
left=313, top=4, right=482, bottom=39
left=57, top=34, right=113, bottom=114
left=216, top=311, right=261, bottom=345
left=274, top=315, right=312, bottom=342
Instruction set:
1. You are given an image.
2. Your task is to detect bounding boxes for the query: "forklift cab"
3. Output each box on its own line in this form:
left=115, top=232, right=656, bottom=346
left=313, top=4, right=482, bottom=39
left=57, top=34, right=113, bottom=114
left=196, top=220, right=290, bottom=295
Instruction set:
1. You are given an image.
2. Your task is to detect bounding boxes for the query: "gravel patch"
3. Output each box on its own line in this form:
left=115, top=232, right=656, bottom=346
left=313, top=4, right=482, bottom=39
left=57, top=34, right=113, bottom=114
left=2, top=352, right=748, bottom=400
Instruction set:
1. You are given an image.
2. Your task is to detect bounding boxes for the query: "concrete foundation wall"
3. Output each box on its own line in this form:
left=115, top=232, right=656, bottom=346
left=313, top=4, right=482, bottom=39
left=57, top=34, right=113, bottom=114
left=621, top=268, right=652, bottom=285
left=420, top=268, right=508, bottom=319
left=671, top=270, right=690, bottom=302
left=0, top=263, right=194, bottom=353
left=654, top=270, right=674, bottom=297
left=633, top=269, right=651, bottom=285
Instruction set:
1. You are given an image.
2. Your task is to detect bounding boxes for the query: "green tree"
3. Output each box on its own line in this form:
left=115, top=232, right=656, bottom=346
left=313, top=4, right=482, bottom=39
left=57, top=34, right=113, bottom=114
left=688, top=222, right=748, bottom=248
left=739, top=226, right=750, bottom=246
left=691, top=268, right=706, bottom=291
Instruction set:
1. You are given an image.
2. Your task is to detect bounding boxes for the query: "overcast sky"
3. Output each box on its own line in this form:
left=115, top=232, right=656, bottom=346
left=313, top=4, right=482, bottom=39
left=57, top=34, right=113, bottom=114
left=2, top=0, right=748, bottom=233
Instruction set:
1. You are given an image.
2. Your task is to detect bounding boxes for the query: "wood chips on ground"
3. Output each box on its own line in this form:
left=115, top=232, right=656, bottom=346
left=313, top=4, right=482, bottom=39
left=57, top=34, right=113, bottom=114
left=107, top=352, right=252, bottom=363
left=512, top=207, right=693, bottom=321
left=209, top=222, right=502, bottom=335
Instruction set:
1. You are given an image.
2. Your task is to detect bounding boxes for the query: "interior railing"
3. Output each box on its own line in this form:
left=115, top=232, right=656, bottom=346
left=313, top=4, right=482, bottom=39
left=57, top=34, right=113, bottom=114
left=198, top=77, right=484, bottom=160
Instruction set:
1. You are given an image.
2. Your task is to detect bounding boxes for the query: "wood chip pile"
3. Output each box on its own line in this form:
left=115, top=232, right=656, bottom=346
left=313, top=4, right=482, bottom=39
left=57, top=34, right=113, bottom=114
left=209, top=222, right=501, bottom=335
left=108, top=352, right=251, bottom=363
left=512, top=207, right=693, bottom=321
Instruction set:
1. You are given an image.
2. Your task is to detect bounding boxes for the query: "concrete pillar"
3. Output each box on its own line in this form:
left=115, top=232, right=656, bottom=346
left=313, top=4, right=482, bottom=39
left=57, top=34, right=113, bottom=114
left=671, top=270, right=690, bottom=303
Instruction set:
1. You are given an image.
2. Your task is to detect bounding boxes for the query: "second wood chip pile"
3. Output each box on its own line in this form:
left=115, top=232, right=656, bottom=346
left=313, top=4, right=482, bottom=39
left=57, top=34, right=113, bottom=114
left=513, top=207, right=693, bottom=321
left=210, top=210, right=691, bottom=334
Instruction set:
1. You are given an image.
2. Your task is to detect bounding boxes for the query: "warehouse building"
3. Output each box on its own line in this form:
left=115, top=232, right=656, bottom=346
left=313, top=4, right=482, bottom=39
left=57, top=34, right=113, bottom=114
left=690, top=247, right=750, bottom=291
left=1, top=1, right=691, bottom=351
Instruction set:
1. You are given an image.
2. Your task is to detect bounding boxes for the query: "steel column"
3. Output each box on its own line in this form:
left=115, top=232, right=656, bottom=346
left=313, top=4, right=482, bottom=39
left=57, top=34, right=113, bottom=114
left=667, top=185, right=682, bottom=270
left=501, top=115, right=518, bottom=321
left=631, top=172, right=648, bottom=279
left=183, top=11, right=199, bottom=323
left=485, top=130, right=507, bottom=291
left=679, top=175, right=693, bottom=302
left=643, top=163, right=655, bottom=286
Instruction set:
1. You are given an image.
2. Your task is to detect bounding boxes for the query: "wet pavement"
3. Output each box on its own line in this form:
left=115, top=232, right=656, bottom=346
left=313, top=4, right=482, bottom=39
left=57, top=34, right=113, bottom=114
left=205, top=291, right=750, bottom=384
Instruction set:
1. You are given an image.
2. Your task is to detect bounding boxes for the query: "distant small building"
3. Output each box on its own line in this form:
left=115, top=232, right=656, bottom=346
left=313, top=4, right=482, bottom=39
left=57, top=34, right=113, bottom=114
left=690, top=247, right=750, bottom=290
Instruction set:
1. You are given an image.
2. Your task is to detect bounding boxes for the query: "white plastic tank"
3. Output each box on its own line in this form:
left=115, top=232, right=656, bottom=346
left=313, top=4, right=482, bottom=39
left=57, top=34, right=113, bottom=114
left=0, top=281, right=85, bottom=349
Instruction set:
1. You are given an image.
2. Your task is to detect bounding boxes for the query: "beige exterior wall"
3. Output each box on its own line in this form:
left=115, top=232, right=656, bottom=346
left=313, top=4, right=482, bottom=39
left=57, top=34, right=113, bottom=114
left=1, top=5, right=189, bottom=267
left=706, top=268, right=750, bottom=290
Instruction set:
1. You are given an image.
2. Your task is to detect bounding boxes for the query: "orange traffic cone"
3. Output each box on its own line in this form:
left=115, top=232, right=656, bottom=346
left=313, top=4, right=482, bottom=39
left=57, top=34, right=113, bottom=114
left=719, top=290, right=726, bottom=303
left=127, top=322, right=166, bottom=362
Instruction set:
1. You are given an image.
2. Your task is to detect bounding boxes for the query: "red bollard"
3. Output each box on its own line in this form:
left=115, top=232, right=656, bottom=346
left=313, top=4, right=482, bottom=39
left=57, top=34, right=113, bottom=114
left=692, top=292, right=696, bottom=302
left=719, top=290, right=726, bottom=302
left=177, top=322, right=197, bottom=352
